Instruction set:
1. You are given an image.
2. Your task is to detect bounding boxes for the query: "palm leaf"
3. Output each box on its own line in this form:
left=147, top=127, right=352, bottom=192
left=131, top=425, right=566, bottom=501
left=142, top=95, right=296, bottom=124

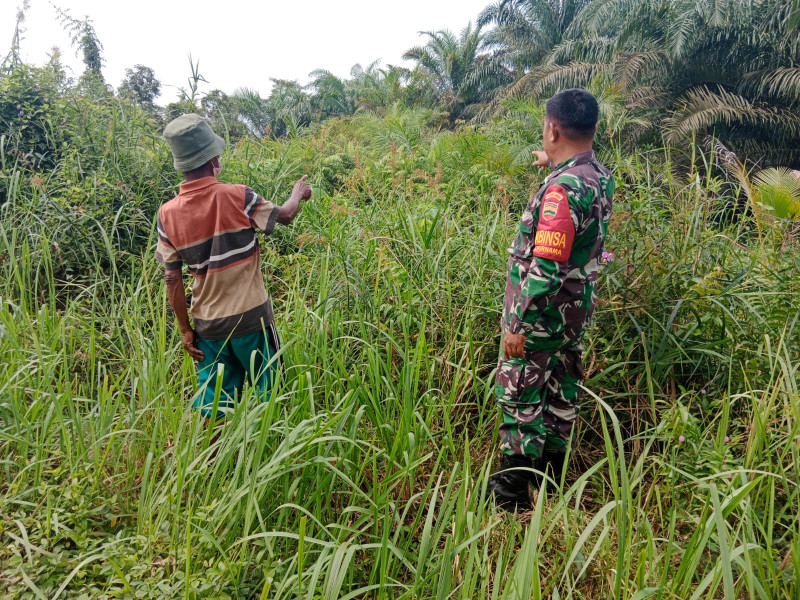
left=626, top=85, right=672, bottom=109
left=530, top=62, right=610, bottom=96
left=612, top=50, right=668, bottom=89
left=753, top=167, right=800, bottom=219
left=665, top=85, right=800, bottom=143
left=548, top=36, right=616, bottom=65
left=568, top=0, right=646, bottom=37
left=741, top=67, right=800, bottom=101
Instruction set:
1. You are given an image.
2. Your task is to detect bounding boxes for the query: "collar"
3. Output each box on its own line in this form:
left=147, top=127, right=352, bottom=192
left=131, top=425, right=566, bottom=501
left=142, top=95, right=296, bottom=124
left=179, top=176, right=218, bottom=194
left=544, top=150, right=596, bottom=186
left=552, top=149, right=596, bottom=171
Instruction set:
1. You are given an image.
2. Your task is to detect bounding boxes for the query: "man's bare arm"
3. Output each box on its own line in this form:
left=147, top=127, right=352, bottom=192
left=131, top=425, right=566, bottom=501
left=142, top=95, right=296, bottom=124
left=165, top=269, right=204, bottom=361
left=276, top=175, right=312, bottom=225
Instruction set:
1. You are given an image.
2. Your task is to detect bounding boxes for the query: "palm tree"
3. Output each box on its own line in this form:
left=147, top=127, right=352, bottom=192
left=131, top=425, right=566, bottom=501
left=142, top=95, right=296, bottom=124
left=307, top=70, right=355, bottom=120
left=348, top=61, right=412, bottom=113
left=478, top=0, right=595, bottom=72
left=403, top=23, right=512, bottom=122
left=514, top=0, right=800, bottom=166
left=234, top=80, right=312, bottom=139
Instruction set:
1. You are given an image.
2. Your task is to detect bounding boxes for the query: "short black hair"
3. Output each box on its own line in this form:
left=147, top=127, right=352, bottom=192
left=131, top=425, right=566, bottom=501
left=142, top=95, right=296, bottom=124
left=545, top=88, right=599, bottom=140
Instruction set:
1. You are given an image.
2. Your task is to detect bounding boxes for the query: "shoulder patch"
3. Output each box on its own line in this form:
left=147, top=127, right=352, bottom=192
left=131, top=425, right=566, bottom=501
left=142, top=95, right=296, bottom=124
left=533, top=184, right=575, bottom=262
left=542, top=188, right=564, bottom=220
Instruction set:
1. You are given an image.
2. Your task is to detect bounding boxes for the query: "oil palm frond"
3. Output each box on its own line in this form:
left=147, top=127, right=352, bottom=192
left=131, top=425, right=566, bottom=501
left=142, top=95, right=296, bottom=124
left=548, top=36, right=616, bottom=65
left=665, top=85, right=800, bottom=143
left=611, top=50, right=668, bottom=89
left=568, top=0, right=646, bottom=37
left=741, top=67, right=800, bottom=102
left=753, top=167, right=800, bottom=219
left=530, top=62, right=610, bottom=96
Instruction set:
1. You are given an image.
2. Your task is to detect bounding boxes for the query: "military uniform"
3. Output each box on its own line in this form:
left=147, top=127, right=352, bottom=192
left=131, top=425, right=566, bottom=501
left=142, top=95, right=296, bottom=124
left=497, top=149, right=614, bottom=458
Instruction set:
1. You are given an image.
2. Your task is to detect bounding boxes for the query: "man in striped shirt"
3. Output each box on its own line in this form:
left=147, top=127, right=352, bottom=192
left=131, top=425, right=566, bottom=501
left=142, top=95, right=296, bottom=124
left=157, top=114, right=311, bottom=419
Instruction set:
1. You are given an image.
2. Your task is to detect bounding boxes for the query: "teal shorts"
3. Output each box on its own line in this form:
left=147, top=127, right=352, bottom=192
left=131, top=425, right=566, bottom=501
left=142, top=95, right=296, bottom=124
left=194, top=329, right=278, bottom=419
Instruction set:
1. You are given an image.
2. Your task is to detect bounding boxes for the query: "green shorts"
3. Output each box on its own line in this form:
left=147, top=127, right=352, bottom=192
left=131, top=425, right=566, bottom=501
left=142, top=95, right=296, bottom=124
left=194, top=329, right=279, bottom=419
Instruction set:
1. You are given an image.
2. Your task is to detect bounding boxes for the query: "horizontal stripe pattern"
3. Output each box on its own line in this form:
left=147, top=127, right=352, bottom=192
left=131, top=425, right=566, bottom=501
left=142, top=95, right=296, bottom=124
left=156, top=238, right=183, bottom=271
left=247, top=187, right=281, bottom=235
left=156, top=216, right=175, bottom=247
left=178, top=228, right=258, bottom=276
left=156, top=178, right=281, bottom=339
left=193, top=300, right=275, bottom=340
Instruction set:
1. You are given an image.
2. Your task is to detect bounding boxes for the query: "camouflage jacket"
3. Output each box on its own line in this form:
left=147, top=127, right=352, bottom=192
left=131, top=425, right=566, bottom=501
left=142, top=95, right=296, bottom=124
left=502, top=150, right=614, bottom=350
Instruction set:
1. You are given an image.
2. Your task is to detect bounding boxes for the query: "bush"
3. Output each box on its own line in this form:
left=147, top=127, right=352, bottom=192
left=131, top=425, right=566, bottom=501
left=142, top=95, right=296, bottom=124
left=0, top=64, right=63, bottom=170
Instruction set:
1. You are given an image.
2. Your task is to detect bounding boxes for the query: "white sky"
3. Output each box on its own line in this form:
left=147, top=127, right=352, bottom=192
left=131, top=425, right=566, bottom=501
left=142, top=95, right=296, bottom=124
left=2, top=0, right=492, bottom=103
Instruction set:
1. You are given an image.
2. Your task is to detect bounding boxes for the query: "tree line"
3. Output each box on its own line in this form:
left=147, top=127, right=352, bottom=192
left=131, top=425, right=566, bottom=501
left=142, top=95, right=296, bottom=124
left=2, top=0, right=800, bottom=167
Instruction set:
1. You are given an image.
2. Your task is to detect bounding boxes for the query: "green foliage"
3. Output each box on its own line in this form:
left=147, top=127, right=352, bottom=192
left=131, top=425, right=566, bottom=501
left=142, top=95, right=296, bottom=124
left=1, top=3, right=799, bottom=598
left=200, top=89, right=250, bottom=141
left=2, top=0, right=30, bottom=71
left=118, top=64, right=161, bottom=108
left=348, top=61, right=415, bottom=112
left=164, top=54, right=207, bottom=121
left=307, top=69, right=355, bottom=120
left=0, top=63, right=62, bottom=170
left=1, top=110, right=798, bottom=599
left=235, top=80, right=312, bottom=139
left=507, top=0, right=800, bottom=166
left=479, top=0, right=593, bottom=70
left=53, top=5, right=105, bottom=81
left=753, top=167, right=800, bottom=220
left=403, top=24, right=512, bottom=122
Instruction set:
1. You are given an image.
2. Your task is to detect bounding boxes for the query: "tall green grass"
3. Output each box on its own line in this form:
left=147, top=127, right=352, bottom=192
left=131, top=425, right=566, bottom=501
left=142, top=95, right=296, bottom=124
left=1, top=111, right=798, bottom=599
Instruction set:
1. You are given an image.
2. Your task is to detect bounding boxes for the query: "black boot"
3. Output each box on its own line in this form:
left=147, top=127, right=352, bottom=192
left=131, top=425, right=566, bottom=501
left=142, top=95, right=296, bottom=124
left=533, top=451, right=567, bottom=493
left=484, top=454, right=533, bottom=511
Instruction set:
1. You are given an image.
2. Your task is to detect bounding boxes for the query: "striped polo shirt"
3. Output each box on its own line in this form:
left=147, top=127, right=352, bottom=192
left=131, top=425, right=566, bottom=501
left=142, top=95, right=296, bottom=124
left=156, top=176, right=281, bottom=340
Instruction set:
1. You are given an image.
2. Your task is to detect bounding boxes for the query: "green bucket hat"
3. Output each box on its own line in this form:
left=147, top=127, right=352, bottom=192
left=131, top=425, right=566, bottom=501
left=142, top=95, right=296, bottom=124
left=163, top=114, right=226, bottom=172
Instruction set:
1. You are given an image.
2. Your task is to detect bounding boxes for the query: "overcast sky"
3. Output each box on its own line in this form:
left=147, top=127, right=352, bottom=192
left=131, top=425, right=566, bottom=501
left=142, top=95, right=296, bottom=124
left=2, top=0, right=492, bottom=103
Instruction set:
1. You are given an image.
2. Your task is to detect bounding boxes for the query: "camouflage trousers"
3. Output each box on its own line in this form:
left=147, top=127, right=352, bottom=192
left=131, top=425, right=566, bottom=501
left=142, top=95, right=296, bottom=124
left=495, top=341, right=584, bottom=458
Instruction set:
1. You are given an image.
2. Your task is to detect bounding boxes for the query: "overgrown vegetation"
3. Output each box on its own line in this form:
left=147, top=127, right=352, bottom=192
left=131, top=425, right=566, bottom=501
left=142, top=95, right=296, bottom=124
left=1, top=1, right=799, bottom=598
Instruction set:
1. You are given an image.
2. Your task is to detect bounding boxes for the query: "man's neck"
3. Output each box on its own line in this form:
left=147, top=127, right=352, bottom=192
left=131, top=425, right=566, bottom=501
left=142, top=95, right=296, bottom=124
left=548, top=144, right=593, bottom=169
left=184, top=169, right=214, bottom=183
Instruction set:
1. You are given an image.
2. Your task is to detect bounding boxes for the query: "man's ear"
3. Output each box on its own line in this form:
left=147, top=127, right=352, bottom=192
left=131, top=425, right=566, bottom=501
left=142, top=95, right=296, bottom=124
left=548, top=120, right=559, bottom=144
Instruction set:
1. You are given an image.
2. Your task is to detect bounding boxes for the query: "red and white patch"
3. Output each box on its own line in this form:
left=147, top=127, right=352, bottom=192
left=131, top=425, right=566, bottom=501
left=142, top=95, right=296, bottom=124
left=533, top=184, right=575, bottom=262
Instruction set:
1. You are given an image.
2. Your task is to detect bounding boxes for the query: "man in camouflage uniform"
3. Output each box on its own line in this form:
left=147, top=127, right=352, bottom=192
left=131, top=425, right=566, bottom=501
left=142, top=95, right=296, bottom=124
left=485, top=88, right=615, bottom=511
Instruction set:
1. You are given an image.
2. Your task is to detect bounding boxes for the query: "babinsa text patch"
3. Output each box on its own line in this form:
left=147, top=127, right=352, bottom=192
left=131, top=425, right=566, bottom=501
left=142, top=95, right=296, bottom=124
left=533, top=185, right=575, bottom=262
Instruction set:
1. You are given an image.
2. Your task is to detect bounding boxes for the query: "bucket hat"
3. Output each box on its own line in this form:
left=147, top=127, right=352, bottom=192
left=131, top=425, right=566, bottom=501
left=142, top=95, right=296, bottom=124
left=163, top=114, right=226, bottom=172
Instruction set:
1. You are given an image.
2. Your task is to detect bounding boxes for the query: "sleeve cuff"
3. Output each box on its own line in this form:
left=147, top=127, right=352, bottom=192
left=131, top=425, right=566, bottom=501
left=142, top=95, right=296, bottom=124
left=507, top=314, right=528, bottom=335
left=263, top=206, right=280, bottom=235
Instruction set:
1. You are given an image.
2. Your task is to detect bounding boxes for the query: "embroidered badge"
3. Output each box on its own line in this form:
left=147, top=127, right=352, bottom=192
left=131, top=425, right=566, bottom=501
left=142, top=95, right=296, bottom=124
left=542, top=201, right=559, bottom=220
left=533, top=184, right=575, bottom=262
left=544, top=190, right=563, bottom=201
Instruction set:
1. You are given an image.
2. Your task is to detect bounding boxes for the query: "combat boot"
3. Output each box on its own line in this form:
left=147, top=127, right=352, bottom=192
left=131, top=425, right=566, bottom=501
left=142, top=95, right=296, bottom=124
left=532, top=450, right=567, bottom=493
left=484, top=454, right=533, bottom=512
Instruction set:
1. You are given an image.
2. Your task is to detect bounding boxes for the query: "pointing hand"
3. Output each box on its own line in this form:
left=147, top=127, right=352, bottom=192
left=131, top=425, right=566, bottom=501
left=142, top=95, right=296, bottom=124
left=532, top=151, right=549, bottom=169
left=293, top=175, right=312, bottom=201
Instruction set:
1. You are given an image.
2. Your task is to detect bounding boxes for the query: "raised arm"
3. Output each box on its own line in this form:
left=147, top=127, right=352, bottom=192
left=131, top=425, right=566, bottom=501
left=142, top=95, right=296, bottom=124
left=532, top=150, right=549, bottom=168
left=277, top=175, right=312, bottom=225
